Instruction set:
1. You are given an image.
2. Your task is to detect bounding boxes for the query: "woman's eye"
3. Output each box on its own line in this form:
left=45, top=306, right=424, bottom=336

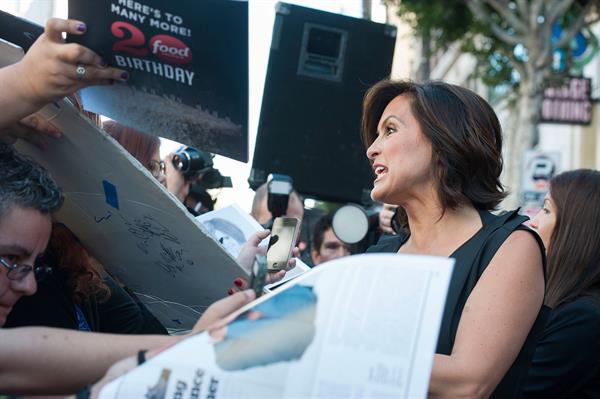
left=385, top=125, right=396, bottom=135
left=2, top=255, right=18, bottom=263
left=542, top=207, right=550, bottom=214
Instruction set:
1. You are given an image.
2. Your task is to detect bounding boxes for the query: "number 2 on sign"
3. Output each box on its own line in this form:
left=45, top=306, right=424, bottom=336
left=111, top=21, right=148, bottom=57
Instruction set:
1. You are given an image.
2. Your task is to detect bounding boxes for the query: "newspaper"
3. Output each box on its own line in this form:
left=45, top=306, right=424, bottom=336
left=99, top=253, right=454, bottom=399
left=196, top=204, right=311, bottom=291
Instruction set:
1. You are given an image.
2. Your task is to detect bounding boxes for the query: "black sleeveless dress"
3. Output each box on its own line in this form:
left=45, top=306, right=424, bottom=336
left=367, top=209, right=550, bottom=398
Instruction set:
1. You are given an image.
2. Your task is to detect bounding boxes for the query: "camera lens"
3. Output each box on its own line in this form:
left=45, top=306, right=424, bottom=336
left=172, top=147, right=213, bottom=178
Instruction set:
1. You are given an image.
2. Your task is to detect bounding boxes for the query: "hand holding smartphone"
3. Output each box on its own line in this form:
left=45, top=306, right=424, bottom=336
left=249, top=254, right=268, bottom=297
left=267, top=217, right=300, bottom=272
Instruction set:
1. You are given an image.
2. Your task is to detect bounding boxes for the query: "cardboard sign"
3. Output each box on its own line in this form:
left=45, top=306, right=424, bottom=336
left=0, top=38, right=247, bottom=332
left=68, top=0, right=249, bottom=161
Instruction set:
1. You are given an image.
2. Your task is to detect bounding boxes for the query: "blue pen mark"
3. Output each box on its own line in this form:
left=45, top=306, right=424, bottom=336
left=172, top=319, right=182, bottom=325
left=94, top=211, right=112, bottom=223
left=102, top=180, right=119, bottom=209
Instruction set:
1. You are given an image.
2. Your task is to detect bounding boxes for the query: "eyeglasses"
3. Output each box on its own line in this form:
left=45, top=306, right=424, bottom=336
left=0, top=257, right=52, bottom=282
left=148, top=160, right=166, bottom=179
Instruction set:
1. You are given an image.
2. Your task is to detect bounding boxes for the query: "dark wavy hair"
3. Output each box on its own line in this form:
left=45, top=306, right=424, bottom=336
left=545, top=169, right=600, bottom=308
left=42, top=223, right=111, bottom=305
left=102, top=121, right=160, bottom=170
left=361, top=80, right=506, bottom=223
left=0, top=144, right=63, bottom=218
left=312, top=214, right=333, bottom=253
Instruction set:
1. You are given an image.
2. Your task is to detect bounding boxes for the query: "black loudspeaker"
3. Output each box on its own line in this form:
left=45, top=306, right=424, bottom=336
left=249, top=2, right=396, bottom=204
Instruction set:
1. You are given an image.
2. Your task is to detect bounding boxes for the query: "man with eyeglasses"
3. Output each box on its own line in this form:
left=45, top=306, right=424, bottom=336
left=0, top=144, right=256, bottom=396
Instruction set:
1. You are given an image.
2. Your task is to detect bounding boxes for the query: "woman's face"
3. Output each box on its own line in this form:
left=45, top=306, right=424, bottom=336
left=530, top=194, right=557, bottom=250
left=149, top=148, right=167, bottom=187
left=0, top=206, right=51, bottom=326
left=366, top=95, right=433, bottom=204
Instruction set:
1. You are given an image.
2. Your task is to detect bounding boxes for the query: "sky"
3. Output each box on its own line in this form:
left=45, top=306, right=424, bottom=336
left=1, top=0, right=386, bottom=212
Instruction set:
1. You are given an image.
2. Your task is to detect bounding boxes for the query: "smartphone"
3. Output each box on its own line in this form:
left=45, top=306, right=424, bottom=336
left=249, top=255, right=268, bottom=297
left=267, top=217, right=299, bottom=271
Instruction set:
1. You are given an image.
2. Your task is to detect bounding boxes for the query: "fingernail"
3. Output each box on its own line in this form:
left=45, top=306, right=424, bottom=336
left=233, top=278, right=243, bottom=287
left=77, top=23, right=86, bottom=32
left=120, top=71, right=129, bottom=81
left=99, top=59, right=108, bottom=68
left=227, top=288, right=234, bottom=295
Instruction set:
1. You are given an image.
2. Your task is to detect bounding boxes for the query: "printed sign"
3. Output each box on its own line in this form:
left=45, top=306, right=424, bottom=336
left=520, top=151, right=560, bottom=218
left=541, top=76, right=593, bottom=125
left=68, top=0, right=249, bottom=161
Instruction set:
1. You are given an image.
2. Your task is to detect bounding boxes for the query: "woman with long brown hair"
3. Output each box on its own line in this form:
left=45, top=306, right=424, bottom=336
left=364, top=80, right=547, bottom=397
left=524, top=169, right=600, bottom=398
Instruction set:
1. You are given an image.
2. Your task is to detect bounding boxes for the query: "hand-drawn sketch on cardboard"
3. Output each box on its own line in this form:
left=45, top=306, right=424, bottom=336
left=19, top=102, right=247, bottom=331
left=0, top=50, right=246, bottom=333
left=0, top=10, right=248, bottom=332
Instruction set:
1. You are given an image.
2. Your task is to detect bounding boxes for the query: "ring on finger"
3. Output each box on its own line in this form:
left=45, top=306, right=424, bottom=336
left=75, top=64, right=86, bottom=80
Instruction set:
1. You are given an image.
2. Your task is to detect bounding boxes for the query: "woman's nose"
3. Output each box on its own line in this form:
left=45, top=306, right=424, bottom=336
left=366, top=137, right=380, bottom=160
left=11, top=272, right=37, bottom=296
left=529, top=213, right=540, bottom=229
left=158, top=171, right=167, bottom=187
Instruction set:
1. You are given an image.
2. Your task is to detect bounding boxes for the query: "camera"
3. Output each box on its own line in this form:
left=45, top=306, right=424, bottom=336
left=172, top=146, right=213, bottom=179
left=267, top=173, right=293, bottom=219
left=198, top=168, right=232, bottom=189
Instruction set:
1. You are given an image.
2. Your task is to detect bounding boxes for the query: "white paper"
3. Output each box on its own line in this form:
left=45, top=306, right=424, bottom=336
left=99, top=253, right=454, bottom=399
left=196, top=205, right=310, bottom=289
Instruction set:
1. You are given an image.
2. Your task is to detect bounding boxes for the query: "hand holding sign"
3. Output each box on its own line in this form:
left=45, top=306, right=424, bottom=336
left=15, top=18, right=128, bottom=108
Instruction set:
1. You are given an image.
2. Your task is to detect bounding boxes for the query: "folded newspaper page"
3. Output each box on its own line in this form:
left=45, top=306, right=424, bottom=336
left=99, top=253, right=454, bottom=399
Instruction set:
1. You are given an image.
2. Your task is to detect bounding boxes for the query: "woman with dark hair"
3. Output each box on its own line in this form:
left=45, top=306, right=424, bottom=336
left=6, top=223, right=167, bottom=334
left=364, top=80, right=547, bottom=397
left=103, top=120, right=192, bottom=202
left=102, top=120, right=166, bottom=187
left=524, top=169, right=600, bottom=398
left=7, top=223, right=109, bottom=331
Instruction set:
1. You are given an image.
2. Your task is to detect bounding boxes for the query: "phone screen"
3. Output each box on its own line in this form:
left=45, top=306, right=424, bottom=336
left=267, top=217, right=299, bottom=271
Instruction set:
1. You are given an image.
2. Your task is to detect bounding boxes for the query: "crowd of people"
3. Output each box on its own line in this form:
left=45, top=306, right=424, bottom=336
left=0, top=17, right=598, bottom=399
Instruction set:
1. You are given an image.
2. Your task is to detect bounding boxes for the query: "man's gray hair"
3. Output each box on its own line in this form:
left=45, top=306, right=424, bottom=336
left=0, top=144, right=63, bottom=218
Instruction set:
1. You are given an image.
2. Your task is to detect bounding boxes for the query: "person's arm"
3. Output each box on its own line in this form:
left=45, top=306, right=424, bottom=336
left=0, top=327, right=175, bottom=395
left=523, top=299, right=600, bottom=397
left=429, top=230, right=545, bottom=398
left=0, top=290, right=255, bottom=395
left=0, top=18, right=126, bottom=130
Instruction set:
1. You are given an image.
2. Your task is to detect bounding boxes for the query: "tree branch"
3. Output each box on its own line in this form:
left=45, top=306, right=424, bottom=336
left=547, top=0, right=576, bottom=25
left=529, top=0, right=544, bottom=30
left=555, top=1, right=596, bottom=48
left=535, top=22, right=555, bottom=69
left=509, top=52, right=527, bottom=79
left=515, top=0, right=529, bottom=24
left=468, top=0, right=525, bottom=45
left=485, top=0, right=528, bottom=33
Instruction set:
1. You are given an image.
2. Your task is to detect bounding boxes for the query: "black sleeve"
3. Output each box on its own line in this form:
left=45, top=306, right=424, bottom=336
left=97, top=275, right=168, bottom=335
left=4, top=273, right=79, bottom=330
left=523, top=298, right=600, bottom=398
